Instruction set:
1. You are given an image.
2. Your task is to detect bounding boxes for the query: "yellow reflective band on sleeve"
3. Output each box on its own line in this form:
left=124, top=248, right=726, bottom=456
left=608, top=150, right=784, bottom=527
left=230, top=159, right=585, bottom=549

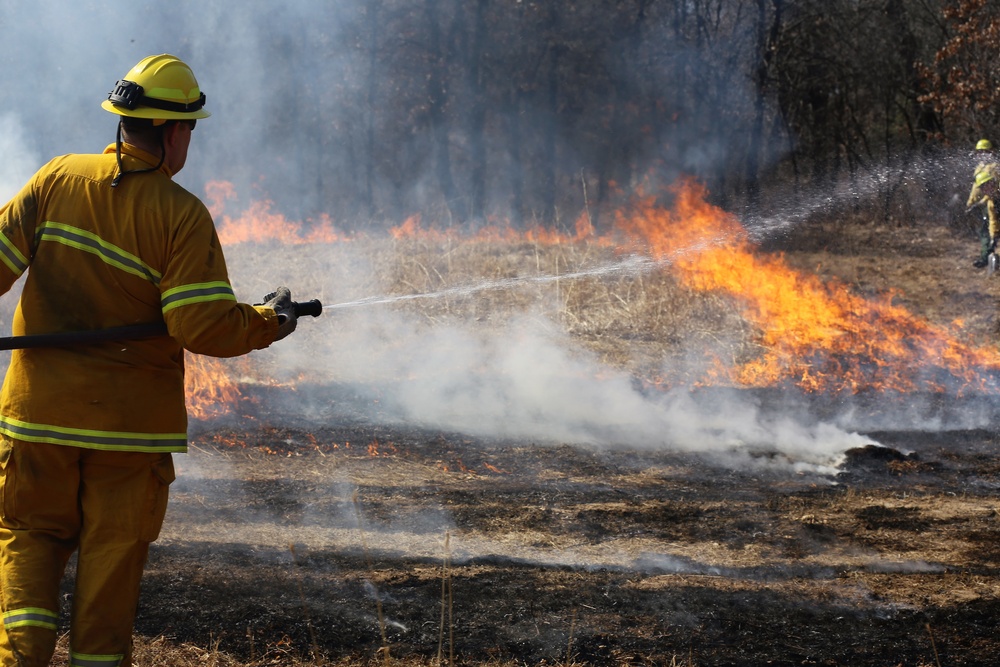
left=37, top=221, right=162, bottom=285
left=0, top=233, right=29, bottom=276
left=161, top=280, right=237, bottom=313
left=69, top=651, right=124, bottom=667
left=2, top=607, right=58, bottom=630
left=0, top=415, right=186, bottom=453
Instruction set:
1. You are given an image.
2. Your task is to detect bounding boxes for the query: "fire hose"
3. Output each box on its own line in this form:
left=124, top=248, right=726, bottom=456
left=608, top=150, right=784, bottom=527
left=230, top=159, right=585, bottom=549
left=0, top=299, right=323, bottom=351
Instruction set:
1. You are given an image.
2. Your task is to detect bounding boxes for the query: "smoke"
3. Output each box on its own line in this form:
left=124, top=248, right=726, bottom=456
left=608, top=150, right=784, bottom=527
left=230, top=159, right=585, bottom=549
left=0, top=0, right=795, bottom=227
left=0, top=114, right=39, bottom=200
left=0, top=3, right=979, bottom=478
left=346, top=313, right=871, bottom=474
left=207, top=239, right=876, bottom=478
left=0, top=1, right=349, bottom=211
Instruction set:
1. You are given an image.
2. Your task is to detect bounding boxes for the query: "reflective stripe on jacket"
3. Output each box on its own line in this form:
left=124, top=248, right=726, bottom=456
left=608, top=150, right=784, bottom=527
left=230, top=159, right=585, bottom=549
left=0, top=142, right=280, bottom=452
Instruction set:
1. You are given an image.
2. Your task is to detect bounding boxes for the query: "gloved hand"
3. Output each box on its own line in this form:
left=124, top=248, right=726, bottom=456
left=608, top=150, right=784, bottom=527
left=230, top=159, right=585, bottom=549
left=258, top=286, right=297, bottom=341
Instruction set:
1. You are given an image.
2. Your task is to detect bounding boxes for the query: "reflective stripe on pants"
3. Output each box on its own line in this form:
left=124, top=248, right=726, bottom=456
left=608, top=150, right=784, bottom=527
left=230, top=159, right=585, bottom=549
left=0, top=438, right=174, bottom=667
left=69, top=650, right=124, bottom=667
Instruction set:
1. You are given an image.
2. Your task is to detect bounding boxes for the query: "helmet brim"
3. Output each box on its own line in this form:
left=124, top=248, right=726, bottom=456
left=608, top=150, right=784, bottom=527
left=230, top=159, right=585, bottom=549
left=101, top=99, right=211, bottom=120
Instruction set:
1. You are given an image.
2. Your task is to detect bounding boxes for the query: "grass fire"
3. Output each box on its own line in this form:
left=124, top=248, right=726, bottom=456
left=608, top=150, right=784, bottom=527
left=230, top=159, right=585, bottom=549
left=186, top=179, right=1000, bottom=422
left=3, top=3, right=999, bottom=666
left=128, top=179, right=1000, bottom=665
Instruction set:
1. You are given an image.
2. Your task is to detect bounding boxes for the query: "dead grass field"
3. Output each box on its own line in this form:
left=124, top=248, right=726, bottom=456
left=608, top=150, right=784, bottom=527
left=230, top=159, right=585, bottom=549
left=47, top=206, right=1000, bottom=666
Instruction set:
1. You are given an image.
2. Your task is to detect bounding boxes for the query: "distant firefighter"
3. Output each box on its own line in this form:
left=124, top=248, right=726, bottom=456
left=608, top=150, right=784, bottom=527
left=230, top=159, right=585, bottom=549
left=966, top=138, right=1000, bottom=268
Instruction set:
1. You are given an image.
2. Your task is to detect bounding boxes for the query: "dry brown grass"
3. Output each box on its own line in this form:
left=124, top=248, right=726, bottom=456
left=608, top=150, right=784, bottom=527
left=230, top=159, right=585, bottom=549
left=125, top=635, right=569, bottom=667
left=326, top=236, right=756, bottom=384
left=302, top=226, right=991, bottom=386
left=225, top=205, right=999, bottom=394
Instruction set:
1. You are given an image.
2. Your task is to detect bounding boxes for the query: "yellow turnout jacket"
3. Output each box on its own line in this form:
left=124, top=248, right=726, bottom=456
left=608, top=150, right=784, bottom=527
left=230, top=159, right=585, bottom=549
left=0, top=142, right=279, bottom=452
left=968, top=161, right=1000, bottom=238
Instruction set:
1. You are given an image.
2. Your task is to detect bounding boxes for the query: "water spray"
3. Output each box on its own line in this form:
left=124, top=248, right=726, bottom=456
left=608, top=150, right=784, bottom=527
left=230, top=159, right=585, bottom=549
left=322, top=254, right=662, bottom=311
left=741, top=150, right=972, bottom=242
left=319, top=166, right=927, bottom=314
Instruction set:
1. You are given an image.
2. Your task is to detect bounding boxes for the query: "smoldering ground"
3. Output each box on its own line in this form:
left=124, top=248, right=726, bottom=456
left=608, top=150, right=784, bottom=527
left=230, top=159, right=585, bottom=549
left=136, top=217, right=1000, bottom=664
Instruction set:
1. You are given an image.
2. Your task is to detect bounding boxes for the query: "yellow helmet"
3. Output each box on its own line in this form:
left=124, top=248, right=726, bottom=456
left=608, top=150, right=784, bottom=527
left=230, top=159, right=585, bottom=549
left=102, top=54, right=210, bottom=122
left=976, top=139, right=993, bottom=151
left=976, top=170, right=995, bottom=187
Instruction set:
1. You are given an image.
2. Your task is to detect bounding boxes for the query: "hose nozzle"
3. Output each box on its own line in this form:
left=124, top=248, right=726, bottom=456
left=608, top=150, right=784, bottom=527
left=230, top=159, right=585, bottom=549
left=292, top=299, right=323, bottom=317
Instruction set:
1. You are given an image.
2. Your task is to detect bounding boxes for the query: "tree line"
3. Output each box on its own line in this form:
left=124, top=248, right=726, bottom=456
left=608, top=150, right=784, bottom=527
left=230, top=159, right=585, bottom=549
left=248, top=0, right=1000, bottom=231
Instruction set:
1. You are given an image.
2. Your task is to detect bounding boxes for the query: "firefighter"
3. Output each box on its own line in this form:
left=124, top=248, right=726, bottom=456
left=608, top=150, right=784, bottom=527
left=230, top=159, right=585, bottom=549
left=973, top=170, right=1000, bottom=267
left=0, top=55, right=298, bottom=667
left=967, top=139, right=1000, bottom=268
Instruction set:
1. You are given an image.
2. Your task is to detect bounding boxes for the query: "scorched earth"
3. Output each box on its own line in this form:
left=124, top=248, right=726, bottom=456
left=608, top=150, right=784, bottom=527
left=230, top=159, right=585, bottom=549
left=132, top=408, right=1000, bottom=666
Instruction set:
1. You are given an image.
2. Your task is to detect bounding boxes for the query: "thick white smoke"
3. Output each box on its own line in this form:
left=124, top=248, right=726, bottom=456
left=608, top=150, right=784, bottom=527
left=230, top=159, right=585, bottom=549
left=214, top=240, right=879, bottom=478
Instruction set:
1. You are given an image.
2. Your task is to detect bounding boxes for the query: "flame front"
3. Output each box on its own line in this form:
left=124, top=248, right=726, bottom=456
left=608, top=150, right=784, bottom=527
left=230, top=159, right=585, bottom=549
left=619, top=180, right=1000, bottom=393
left=206, top=180, right=346, bottom=245
left=183, top=178, right=1000, bottom=419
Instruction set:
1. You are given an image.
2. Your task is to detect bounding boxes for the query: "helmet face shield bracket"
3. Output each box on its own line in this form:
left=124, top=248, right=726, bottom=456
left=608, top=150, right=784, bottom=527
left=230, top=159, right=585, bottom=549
left=108, top=79, right=144, bottom=110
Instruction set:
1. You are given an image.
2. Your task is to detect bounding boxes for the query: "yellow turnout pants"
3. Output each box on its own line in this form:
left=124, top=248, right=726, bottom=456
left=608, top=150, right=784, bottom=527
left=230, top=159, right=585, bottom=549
left=0, top=438, right=174, bottom=667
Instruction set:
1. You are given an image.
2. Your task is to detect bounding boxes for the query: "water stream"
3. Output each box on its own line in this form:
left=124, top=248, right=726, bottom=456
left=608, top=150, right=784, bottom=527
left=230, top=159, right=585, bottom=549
left=323, top=254, right=662, bottom=311
left=324, top=150, right=970, bottom=312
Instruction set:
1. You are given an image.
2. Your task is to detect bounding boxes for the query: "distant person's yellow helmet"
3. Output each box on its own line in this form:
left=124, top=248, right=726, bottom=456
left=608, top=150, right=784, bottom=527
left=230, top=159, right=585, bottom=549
left=976, top=139, right=993, bottom=151
left=102, top=54, right=210, bottom=123
left=976, top=170, right=995, bottom=187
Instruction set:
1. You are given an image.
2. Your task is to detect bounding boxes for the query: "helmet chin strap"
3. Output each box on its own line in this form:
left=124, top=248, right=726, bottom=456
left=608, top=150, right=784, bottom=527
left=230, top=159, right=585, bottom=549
left=111, top=119, right=166, bottom=188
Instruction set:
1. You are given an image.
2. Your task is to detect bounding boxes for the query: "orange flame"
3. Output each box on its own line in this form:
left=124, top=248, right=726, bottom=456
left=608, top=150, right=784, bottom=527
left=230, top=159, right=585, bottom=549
left=184, top=354, right=244, bottom=420
left=367, top=438, right=399, bottom=457
left=207, top=180, right=348, bottom=245
left=618, top=180, right=1000, bottom=393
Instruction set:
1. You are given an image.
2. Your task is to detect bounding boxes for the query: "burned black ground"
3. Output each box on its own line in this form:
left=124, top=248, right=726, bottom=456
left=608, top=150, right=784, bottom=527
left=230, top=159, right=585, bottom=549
left=116, top=416, right=1000, bottom=666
